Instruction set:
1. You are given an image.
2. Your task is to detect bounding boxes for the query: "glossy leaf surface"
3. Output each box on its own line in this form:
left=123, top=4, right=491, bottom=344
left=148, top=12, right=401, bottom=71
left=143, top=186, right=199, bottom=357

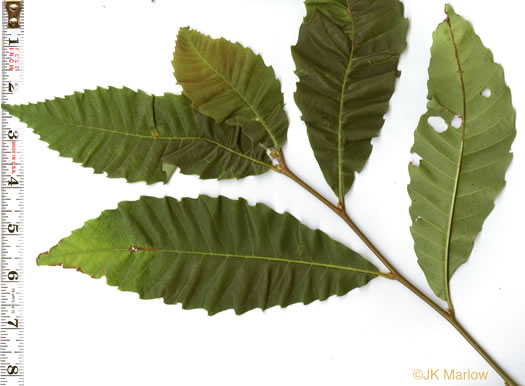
left=408, top=6, right=516, bottom=300
left=3, top=88, right=272, bottom=183
left=292, top=1, right=408, bottom=202
left=38, top=196, right=381, bottom=315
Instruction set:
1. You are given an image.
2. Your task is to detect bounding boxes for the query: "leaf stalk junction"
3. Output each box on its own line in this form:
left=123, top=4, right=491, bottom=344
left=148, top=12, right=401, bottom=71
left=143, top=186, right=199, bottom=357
left=270, top=150, right=517, bottom=386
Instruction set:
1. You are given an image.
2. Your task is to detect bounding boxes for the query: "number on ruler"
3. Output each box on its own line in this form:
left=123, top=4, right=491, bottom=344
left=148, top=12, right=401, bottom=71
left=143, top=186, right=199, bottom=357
left=6, top=365, right=18, bottom=375
left=7, top=176, right=18, bottom=186
left=7, top=319, right=19, bottom=328
left=7, top=223, right=18, bottom=233
left=7, top=129, right=18, bottom=139
left=7, top=37, right=18, bottom=45
left=8, top=82, right=18, bottom=92
left=7, top=271, right=18, bottom=281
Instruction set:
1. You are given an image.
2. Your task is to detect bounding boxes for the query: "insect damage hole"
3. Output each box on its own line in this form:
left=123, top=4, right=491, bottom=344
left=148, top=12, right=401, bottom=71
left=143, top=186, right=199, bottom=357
left=410, top=153, right=423, bottom=167
left=266, top=148, right=281, bottom=166
left=427, top=116, right=447, bottom=133
left=481, top=88, right=491, bottom=98
left=451, top=115, right=463, bottom=129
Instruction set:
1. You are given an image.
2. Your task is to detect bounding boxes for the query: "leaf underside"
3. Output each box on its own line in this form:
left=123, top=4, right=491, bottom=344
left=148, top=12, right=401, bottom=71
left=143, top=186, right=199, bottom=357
left=37, top=196, right=381, bottom=315
left=292, top=0, right=408, bottom=201
left=3, top=88, right=272, bottom=184
left=173, top=27, right=289, bottom=149
left=304, top=0, right=355, bottom=36
left=408, top=5, right=516, bottom=300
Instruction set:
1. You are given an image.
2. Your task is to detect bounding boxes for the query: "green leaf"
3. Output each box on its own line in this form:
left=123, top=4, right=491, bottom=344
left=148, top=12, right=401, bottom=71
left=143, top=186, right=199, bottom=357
left=3, top=88, right=272, bottom=183
left=173, top=27, right=289, bottom=150
left=157, top=93, right=272, bottom=179
left=292, top=1, right=408, bottom=203
left=304, top=0, right=355, bottom=36
left=37, top=195, right=383, bottom=315
left=408, top=5, right=516, bottom=302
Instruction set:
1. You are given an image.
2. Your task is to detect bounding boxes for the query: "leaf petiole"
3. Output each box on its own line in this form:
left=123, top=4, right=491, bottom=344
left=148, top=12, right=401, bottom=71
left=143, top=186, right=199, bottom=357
left=274, top=156, right=517, bottom=386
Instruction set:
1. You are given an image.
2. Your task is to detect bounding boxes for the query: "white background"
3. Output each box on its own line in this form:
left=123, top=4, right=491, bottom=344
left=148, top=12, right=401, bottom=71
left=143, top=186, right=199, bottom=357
left=13, top=0, right=525, bottom=385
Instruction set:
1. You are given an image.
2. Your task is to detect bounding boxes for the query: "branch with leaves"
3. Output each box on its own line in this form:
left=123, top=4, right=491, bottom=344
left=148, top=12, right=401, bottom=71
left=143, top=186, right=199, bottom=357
left=3, top=2, right=519, bottom=385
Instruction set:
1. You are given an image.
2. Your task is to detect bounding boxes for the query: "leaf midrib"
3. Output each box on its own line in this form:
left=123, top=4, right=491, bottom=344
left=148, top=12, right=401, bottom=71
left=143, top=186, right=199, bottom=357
left=443, top=13, right=468, bottom=309
left=337, top=3, right=356, bottom=203
left=183, top=33, right=280, bottom=149
left=43, top=247, right=384, bottom=277
left=46, top=120, right=272, bottom=170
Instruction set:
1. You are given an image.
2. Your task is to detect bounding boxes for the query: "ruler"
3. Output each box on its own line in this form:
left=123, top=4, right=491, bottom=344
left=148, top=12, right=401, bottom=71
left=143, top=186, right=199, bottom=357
left=0, top=1, right=23, bottom=385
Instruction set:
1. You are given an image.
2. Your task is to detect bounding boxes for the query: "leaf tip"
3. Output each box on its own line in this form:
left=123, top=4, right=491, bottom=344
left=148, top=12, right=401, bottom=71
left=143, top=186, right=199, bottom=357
left=36, top=252, right=48, bottom=266
left=36, top=236, right=66, bottom=266
left=36, top=251, right=60, bottom=267
left=444, top=4, right=456, bottom=17
left=1, top=102, right=19, bottom=116
left=176, top=26, right=194, bottom=42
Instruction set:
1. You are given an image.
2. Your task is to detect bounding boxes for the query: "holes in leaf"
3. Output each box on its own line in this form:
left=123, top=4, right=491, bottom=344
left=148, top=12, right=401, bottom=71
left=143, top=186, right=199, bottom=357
left=451, top=115, right=463, bottom=129
left=427, top=116, right=447, bottom=133
left=410, top=153, right=423, bottom=167
left=266, top=148, right=280, bottom=166
left=481, top=88, right=491, bottom=98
